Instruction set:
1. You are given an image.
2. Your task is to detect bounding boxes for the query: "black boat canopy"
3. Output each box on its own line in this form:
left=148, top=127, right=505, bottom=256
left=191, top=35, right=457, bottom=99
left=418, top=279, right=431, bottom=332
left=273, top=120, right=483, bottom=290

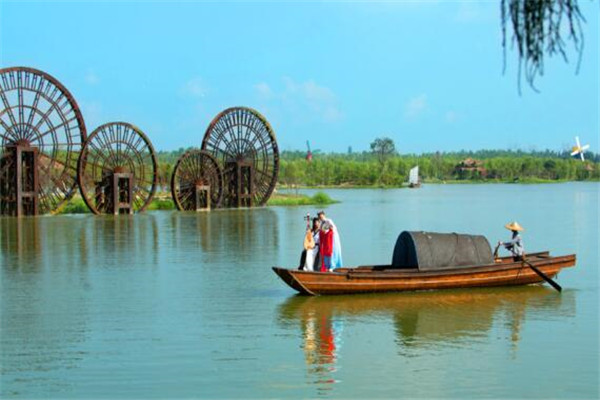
left=391, top=231, right=494, bottom=271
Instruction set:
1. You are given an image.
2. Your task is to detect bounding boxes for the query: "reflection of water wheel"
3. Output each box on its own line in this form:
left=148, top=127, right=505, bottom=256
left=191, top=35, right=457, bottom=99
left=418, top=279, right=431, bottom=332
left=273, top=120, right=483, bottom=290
left=201, top=107, right=279, bottom=207
left=171, top=149, right=223, bottom=211
left=77, top=122, right=158, bottom=215
left=0, top=67, right=87, bottom=216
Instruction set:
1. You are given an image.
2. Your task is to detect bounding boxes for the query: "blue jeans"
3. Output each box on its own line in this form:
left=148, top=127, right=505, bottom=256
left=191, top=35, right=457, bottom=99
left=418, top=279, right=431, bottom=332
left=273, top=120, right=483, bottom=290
left=323, top=256, right=332, bottom=271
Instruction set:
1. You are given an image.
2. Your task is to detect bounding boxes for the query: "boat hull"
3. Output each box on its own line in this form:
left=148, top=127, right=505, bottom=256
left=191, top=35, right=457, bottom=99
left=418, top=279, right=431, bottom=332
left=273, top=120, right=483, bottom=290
left=272, top=253, right=576, bottom=295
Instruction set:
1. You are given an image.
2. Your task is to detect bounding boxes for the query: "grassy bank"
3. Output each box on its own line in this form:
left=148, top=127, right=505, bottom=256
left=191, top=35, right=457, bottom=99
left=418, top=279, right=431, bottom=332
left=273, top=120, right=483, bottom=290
left=56, top=194, right=175, bottom=214
left=59, top=197, right=89, bottom=214
left=267, top=191, right=339, bottom=206
left=147, top=196, right=175, bottom=210
left=56, top=191, right=338, bottom=214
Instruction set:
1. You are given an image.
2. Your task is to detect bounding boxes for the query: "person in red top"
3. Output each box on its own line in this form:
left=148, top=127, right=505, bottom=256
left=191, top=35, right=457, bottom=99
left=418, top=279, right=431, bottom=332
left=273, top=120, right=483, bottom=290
left=319, top=222, right=334, bottom=272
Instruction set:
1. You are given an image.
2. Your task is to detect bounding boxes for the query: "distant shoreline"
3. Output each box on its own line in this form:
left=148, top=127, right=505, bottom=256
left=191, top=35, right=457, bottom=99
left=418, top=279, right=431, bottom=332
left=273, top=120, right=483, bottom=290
left=277, top=178, right=600, bottom=190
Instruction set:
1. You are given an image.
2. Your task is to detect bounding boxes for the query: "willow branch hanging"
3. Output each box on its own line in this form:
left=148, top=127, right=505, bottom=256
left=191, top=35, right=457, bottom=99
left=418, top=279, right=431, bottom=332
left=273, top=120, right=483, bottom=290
left=501, top=0, right=586, bottom=92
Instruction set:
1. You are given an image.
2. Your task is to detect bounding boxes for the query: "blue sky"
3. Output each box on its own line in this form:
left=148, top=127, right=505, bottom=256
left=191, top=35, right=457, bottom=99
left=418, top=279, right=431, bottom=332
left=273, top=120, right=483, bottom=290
left=1, top=1, right=598, bottom=153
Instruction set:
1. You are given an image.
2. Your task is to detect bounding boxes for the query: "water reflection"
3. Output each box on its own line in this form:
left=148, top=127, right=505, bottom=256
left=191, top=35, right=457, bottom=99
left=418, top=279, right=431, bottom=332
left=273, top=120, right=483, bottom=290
left=278, top=287, right=576, bottom=392
left=390, top=287, right=575, bottom=353
left=0, top=214, right=160, bottom=270
left=76, top=214, right=160, bottom=267
left=1, top=214, right=163, bottom=397
left=299, top=306, right=343, bottom=393
left=0, top=217, right=41, bottom=269
left=170, top=208, right=280, bottom=259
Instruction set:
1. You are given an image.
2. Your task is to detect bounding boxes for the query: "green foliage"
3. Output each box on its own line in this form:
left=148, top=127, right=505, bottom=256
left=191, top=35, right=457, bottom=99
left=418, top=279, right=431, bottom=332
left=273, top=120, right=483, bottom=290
left=267, top=191, right=339, bottom=206
left=275, top=150, right=600, bottom=187
left=370, top=137, right=397, bottom=164
left=147, top=198, right=175, bottom=210
left=311, top=191, right=336, bottom=205
left=57, top=195, right=176, bottom=214
left=370, top=137, right=397, bottom=184
left=59, top=197, right=90, bottom=214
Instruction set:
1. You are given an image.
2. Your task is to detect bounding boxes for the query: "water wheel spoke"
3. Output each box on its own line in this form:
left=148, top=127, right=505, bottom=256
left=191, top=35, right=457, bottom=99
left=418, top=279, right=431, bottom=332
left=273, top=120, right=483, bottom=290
left=30, top=115, right=79, bottom=143
left=0, top=85, right=19, bottom=129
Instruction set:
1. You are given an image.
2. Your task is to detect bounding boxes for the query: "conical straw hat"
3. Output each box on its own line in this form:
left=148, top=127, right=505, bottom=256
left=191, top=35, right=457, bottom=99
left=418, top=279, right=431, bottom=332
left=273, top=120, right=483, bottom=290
left=505, top=221, right=524, bottom=231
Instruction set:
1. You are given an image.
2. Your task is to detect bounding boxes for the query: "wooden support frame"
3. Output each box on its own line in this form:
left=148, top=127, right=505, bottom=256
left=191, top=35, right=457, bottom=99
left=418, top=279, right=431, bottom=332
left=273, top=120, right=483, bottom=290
left=226, top=161, right=254, bottom=208
left=193, top=184, right=211, bottom=211
left=95, top=172, right=134, bottom=215
left=0, top=145, right=39, bottom=217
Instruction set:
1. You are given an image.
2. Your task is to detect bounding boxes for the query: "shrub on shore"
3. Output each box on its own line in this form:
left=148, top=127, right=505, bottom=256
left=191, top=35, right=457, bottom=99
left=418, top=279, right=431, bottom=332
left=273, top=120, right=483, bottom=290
left=267, top=191, right=338, bottom=206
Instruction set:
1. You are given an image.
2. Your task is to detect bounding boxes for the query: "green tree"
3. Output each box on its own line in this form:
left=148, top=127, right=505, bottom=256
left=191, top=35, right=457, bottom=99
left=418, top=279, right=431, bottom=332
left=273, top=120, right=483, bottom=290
left=370, top=137, right=397, bottom=184
left=157, top=162, right=173, bottom=193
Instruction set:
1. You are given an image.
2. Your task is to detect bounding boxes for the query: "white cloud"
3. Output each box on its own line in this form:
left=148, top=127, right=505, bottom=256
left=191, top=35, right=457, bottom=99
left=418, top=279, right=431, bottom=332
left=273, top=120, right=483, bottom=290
left=84, top=70, right=99, bottom=85
left=445, top=110, right=458, bottom=123
left=254, top=82, right=273, bottom=99
left=302, top=80, right=336, bottom=103
left=256, top=77, right=343, bottom=123
left=180, top=77, right=208, bottom=98
left=405, top=94, right=427, bottom=118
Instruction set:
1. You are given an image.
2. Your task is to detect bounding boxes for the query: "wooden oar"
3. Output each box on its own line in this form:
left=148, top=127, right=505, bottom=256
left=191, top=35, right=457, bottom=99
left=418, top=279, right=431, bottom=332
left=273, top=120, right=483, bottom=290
left=497, top=242, right=561, bottom=292
left=522, top=258, right=562, bottom=292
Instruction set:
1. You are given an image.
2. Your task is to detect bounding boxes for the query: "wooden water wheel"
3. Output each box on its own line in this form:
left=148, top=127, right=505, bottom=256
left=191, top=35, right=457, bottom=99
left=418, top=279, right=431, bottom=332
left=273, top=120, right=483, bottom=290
left=171, top=149, right=223, bottom=211
left=77, top=122, right=157, bottom=214
left=201, top=107, right=279, bottom=207
left=0, top=67, right=87, bottom=216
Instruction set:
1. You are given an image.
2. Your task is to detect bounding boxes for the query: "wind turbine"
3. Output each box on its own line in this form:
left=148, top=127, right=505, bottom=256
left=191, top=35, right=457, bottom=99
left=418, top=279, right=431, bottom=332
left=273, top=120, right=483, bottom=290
left=571, top=136, right=590, bottom=161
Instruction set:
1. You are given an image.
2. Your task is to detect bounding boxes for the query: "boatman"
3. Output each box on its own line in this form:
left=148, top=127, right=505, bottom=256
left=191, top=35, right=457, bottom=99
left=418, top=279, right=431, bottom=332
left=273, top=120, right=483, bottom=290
left=498, top=221, right=525, bottom=261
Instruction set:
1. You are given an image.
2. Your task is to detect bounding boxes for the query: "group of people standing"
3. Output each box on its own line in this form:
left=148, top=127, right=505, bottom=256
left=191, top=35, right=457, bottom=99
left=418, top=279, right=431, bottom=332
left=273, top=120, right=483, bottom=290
left=299, top=211, right=343, bottom=272
left=298, top=216, right=525, bottom=272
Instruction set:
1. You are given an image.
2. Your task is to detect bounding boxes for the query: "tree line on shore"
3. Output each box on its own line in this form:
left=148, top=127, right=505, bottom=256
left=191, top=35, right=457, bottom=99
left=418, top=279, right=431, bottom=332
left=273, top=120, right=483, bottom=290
left=154, top=146, right=599, bottom=190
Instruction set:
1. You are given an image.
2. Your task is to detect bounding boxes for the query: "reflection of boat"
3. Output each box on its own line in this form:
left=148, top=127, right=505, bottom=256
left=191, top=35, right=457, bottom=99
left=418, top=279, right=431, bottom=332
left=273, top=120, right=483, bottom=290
left=273, top=231, right=576, bottom=295
left=273, top=252, right=575, bottom=295
left=278, top=286, right=575, bottom=349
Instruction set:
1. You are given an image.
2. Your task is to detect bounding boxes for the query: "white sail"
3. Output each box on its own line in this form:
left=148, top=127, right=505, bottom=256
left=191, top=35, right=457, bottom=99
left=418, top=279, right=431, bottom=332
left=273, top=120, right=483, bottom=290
left=409, top=166, right=419, bottom=185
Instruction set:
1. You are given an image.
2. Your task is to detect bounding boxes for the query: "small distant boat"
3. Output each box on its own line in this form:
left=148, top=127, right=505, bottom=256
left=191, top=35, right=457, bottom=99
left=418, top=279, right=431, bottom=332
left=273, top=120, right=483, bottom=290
left=408, top=166, right=421, bottom=188
left=272, top=231, right=576, bottom=296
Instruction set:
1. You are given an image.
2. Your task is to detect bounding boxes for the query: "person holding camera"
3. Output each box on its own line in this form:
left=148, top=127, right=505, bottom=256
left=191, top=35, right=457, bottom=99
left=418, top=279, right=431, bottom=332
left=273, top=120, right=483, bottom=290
left=299, top=216, right=321, bottom=271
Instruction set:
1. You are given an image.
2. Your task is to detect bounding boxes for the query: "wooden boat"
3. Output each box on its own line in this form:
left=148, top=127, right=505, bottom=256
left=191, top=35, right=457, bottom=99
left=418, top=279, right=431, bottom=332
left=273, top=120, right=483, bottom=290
left=273, top=250, right=576, bottom=296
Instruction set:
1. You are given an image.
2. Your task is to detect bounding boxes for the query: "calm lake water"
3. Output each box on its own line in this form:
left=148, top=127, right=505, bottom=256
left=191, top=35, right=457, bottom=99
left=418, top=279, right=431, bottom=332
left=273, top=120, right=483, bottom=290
left=1, top=183, right=598, bottom=399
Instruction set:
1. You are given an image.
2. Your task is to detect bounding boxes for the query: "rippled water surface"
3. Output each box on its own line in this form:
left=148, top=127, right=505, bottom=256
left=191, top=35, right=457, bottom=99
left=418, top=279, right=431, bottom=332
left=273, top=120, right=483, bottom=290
left=1, top=183, right=598, bottom=398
